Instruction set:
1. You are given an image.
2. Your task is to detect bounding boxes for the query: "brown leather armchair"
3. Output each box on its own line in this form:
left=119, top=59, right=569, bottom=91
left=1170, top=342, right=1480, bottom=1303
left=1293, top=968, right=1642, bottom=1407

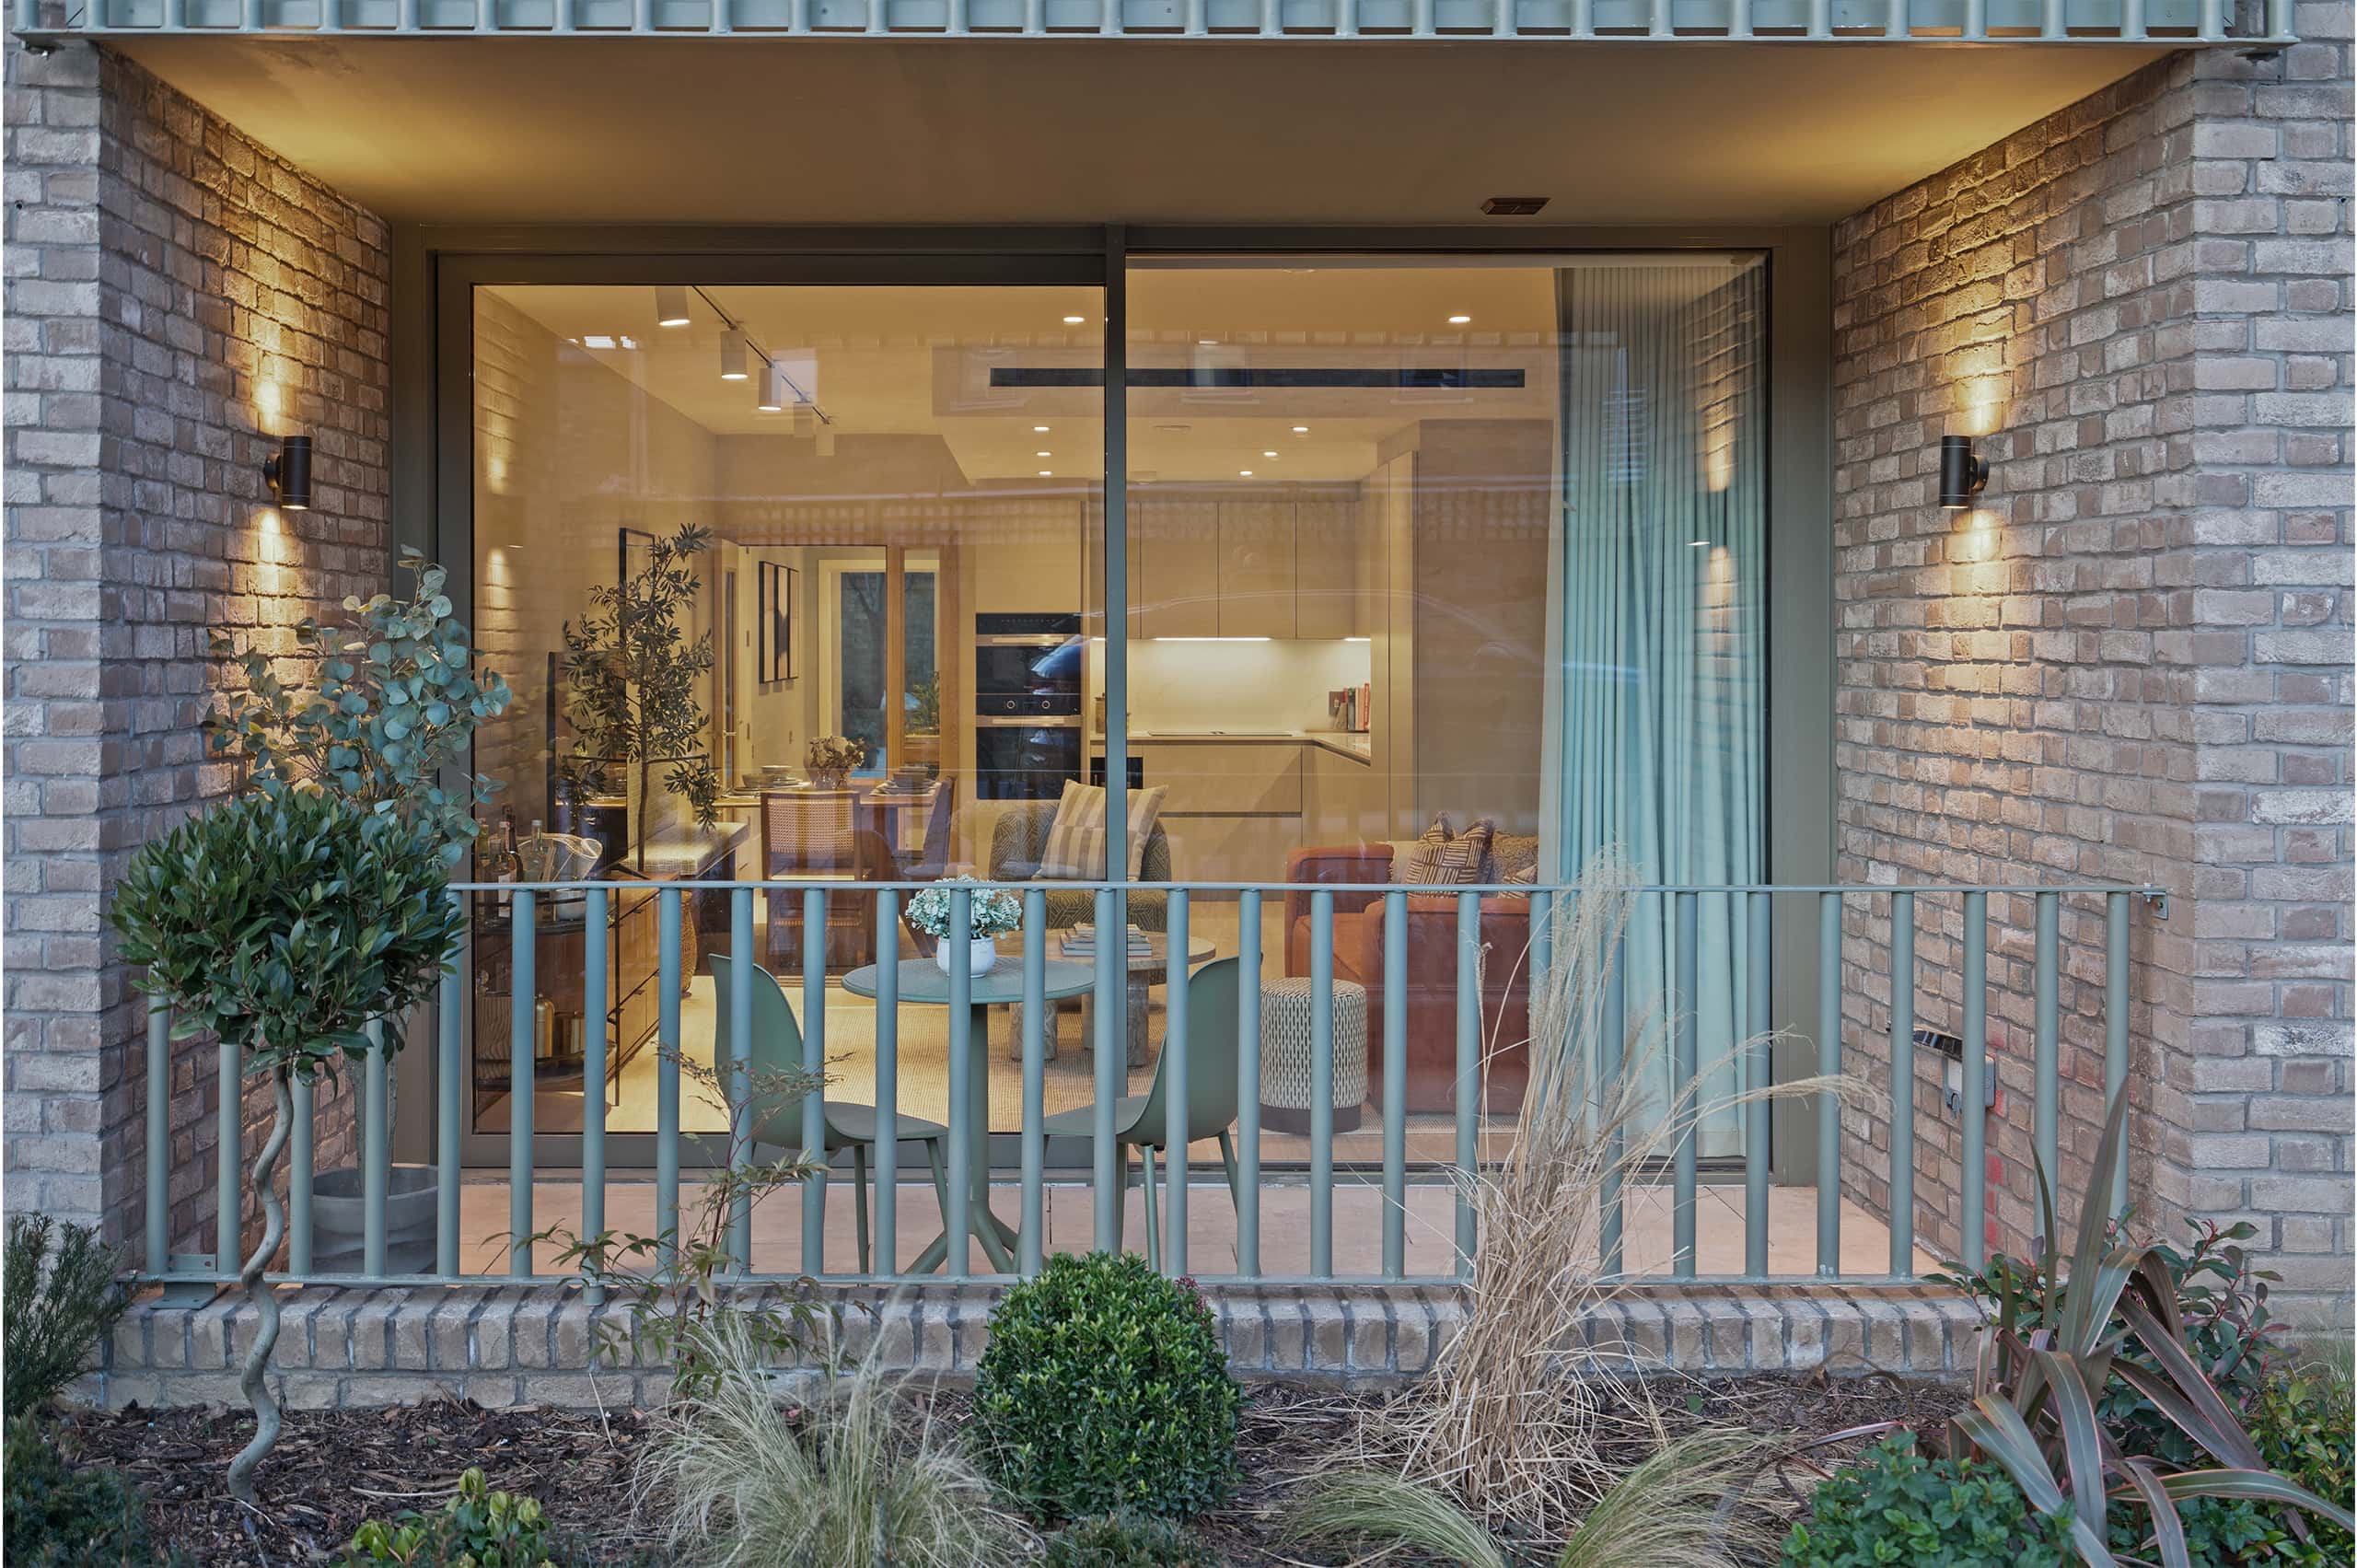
left=1283, top=844, right=1532, bottom=1115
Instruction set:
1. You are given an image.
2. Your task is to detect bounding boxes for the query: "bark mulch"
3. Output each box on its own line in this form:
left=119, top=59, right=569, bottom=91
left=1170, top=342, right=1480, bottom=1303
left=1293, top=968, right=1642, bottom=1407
left=64, top=1369, right=1965, bottom=1566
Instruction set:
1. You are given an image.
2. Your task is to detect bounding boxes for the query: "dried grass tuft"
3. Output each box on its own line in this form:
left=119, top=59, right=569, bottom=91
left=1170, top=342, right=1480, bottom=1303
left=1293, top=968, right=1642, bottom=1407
left=1339, top=849, right=1874, bottom=1547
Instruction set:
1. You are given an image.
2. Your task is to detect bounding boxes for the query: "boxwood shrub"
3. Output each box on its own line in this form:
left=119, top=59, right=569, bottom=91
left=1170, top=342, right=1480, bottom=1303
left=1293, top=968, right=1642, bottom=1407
left=1781, top=1434, right=2074, bottom=1568
left=972, top=1251, right=1240, bottom=1522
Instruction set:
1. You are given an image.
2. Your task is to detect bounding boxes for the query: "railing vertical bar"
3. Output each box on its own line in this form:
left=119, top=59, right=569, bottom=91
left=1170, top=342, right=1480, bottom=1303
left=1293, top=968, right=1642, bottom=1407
left=2032, top=890, right=2060, bottom=1241
left=145, top=998, right=169, bottom=1278
left=508, top=889, right=535, bottom=1278
left=1671, top=889, right=1698, bottom=1279
left=436, top=889, right=462, bottom=1279
left=2119, top=0, right=2143, bottom=39
left=215, top=1034, right=239, bottom=1275
left=1492, top=0, right=1515, bottom=36
left=1336, top=0, right=1356, bottom=36
left=1806, top=0, right=1829, bottom=33
left=1453, top=891, right=1480, bottom=1277
left=1017, top=889, right=1045, bottom=1276
left=1092, top=887, right=1120, bottom=1250
left=945, top=887, right=974, bottom=1277
left=1381, top=889, right=1407, bottom=1278
left=656, top=889, right=682, bottom=1272
left=2040, top=0, right=2061, bottom=36
left=1725, top=0, right=1749, bottom=36
left=1962, top=0, right=1985, bottom=38
left=1527, top=888, right=1553, bottom=1049
left=1410, top=0, right=1430, bottom=33
left=1885, top=0, right=1907, bottom=41
left=875, top=890, right=900, bottom=1276
left=1815, top=890, right=1840, bottom=1277
left=1569, top=0, right=1591, bottom=36
left=1744, top=891, right=1771, bottom=1277
left=1888, top=891, right=1916, bottom=1275
left=582, top=888, right=609, bottom=1300
left=2197, top=0, right=2221, bottom=39
left=1599, top=916, right=1625, bottom=1277
left=2105, top=891, right=2131, bottom=1220
left=727, top=887, right=755, bottom=1272
left=1647, top=0, right=1668, bottom=34
left=1960, top=890, right=1989, bottom=1271
left=801, top=887, right=828, bottom=1275
left=2267, top=0, right=2292, bottom=39
left=1235, top=888, right=1263, bottom=1277
left=1309, top=889, right=1336, bottom=1278
left=363, top=1017, right=389, bottom=1278
left=1164, top=889, right=1190, bottom=1276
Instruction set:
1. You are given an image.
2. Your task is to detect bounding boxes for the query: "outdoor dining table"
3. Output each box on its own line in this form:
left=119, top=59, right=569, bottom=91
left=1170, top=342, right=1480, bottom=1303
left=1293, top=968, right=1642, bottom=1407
left=840, top=955, right=1095, bottom=1273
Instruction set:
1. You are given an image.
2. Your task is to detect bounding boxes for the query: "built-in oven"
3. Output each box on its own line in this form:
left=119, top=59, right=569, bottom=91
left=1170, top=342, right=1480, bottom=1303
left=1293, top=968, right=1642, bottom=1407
left=976, top=611, right=1083, bottom=720
left=975, top=717, right=1082, bottom=800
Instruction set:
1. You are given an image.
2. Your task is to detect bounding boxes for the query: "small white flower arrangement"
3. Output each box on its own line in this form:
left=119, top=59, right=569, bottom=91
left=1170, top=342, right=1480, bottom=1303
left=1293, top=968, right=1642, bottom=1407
left=905, top=877, right=1022, bottom=940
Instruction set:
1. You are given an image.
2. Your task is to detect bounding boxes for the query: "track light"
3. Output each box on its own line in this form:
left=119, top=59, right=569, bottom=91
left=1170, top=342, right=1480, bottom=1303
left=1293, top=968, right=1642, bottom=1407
left=719, top=335, right=749, bottom=381
left=758, top=363, right=789, bottom=412
left=264, top=435, right=312, bottom=512
left=1939, top=435, right=1989, bottom=510
left=655, top=286, right=691, bottom=328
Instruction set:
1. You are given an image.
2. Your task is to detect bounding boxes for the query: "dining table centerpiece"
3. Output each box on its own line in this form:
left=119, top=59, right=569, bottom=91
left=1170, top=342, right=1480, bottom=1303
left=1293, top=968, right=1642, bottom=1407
left=803, top=734, right=865, bottom=791
left=907, top=876, right=1023, bottom=977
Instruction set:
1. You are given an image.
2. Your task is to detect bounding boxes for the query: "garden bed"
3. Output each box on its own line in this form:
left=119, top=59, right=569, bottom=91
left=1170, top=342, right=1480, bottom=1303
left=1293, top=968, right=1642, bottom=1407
left=62, top=1372, right=1965, bottom=1566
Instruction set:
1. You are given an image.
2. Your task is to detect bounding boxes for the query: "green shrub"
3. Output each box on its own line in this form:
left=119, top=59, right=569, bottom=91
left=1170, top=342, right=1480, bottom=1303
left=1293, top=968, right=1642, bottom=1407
left=3, top=1413, right=177, bottom=1568
left=972, top=1251, right=1240, bottom=1522
left=1043, top=1510, right=1224, bottom=1568
left=1780, top=1435, right=2074, bottom=1568
left=4, top=1214, right=128, bottom=1421
left=345, top=1468, right=561, bottom=1567
left=2248, top=1361, right=2356, bottom=1567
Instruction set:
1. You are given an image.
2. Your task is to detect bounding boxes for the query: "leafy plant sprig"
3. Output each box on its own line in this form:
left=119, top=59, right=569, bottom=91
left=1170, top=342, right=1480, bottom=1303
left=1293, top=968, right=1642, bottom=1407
left=203, top=547, right=512, bottom=863
left=3, top=1215, right=128, bottom=1423
left=524, top=1046, right=831, bottom=1402
left=344, top=1468, right=559, bottom=1568
left=805, top=734, right=867, bottom=774
left=905, top=877, right=1022, bottom=941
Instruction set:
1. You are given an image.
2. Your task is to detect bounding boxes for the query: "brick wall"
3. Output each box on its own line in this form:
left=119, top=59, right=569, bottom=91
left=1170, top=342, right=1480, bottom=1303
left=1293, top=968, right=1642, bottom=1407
left=1829, top=31, right=2352, bottom=1325
left=3, top=41, right=391, bottom=1255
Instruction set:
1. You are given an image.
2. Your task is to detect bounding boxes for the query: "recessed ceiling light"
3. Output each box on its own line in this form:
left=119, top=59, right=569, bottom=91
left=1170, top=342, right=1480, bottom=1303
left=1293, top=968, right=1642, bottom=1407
left=582, top=334, right=616, bottom=350
left=1262, top=450, right=1278, bottom=458
left=1038, top=470, right=1053, bottom=478
left=1239, top=469, right=1254, bottom=477
left=1063, top=315, right=1086, bottom=324
left=1291, top=425, right=1308, bottom=434
left=1036, top=450, right=1052, bottom=457
left=1448, top=314, right=1471, bottom=325
left=1034, top=425, right=1051, bottom=433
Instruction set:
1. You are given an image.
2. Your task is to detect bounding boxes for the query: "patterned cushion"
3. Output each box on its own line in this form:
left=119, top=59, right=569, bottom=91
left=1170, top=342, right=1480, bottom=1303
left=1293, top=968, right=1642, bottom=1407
left=1399, top=814, right=1494, bottom=885
left=1497, top=861, right=1538, bottom=900
left=1036, top=780, right=1168, bottom=881
left=1488, top=833, right=1541, bottom=885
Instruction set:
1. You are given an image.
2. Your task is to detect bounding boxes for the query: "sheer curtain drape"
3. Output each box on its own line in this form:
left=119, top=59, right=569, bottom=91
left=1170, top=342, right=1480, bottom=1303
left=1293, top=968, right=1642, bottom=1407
left=1557, top=258, right=1768, bottom=1157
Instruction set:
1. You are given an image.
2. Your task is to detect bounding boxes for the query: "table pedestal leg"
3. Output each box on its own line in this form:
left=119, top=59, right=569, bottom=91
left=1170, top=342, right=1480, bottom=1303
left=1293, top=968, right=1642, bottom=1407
left=913, top=1002, right=1017, bottom=1274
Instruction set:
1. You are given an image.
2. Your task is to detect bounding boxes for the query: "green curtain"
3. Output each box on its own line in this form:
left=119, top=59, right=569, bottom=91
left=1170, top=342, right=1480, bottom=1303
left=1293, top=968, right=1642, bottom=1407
left=1558, top=259, right=1768, bottom=1159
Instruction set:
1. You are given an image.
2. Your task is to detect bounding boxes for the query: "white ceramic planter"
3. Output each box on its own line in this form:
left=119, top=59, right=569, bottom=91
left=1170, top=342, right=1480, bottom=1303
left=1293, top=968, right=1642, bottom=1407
left=935, top=935, right=999, bottom=978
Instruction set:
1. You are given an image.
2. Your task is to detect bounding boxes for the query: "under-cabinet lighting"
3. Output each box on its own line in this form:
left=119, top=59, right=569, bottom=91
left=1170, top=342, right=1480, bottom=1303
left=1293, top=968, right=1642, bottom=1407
left=1151, top=636, right=1272, bottom=643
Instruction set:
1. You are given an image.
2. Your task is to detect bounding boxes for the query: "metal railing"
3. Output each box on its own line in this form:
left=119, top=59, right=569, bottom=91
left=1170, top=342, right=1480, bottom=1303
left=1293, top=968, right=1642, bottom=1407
left=12, top=0, right=2294, bottom=44
left=136, top=875, right=2159, bottom=1292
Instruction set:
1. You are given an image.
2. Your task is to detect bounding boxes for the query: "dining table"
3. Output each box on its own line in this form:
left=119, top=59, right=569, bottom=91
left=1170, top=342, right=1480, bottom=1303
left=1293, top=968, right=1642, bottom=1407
left=840, top=954, right=1095, bottom=1273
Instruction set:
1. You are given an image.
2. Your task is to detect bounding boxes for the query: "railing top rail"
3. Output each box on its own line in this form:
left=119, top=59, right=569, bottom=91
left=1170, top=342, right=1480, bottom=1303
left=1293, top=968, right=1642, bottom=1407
left=453, top=877, right=2168, bottom=897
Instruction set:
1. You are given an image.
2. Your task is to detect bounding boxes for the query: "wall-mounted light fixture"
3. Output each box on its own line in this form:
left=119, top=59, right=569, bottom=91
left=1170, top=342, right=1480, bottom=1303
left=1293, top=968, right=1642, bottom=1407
left=265, top=435, right=312, bottom=512
left=1939, top=435, right=1989, bottom=510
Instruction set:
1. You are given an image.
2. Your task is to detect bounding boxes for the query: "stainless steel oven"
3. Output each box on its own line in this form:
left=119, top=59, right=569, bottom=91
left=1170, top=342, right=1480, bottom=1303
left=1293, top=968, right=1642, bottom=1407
left=975, top=611, right=1083, bottom=719
left=974, top=717, right=1082, bottom=800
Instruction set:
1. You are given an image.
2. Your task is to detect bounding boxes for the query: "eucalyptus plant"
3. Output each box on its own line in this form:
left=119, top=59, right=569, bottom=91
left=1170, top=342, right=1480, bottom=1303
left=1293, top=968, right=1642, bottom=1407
left=109, top=790, right=461, bottom=1503
left=561, top=521, right=721, bottom=868
left=203, top=547, right=513, bottom=862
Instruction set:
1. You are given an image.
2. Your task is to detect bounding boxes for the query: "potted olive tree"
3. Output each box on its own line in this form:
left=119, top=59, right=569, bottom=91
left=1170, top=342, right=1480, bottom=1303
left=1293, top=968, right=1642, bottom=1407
left=110, top=788, right=461, bottom=1501
left=203, top=549, right=511, bottom=1270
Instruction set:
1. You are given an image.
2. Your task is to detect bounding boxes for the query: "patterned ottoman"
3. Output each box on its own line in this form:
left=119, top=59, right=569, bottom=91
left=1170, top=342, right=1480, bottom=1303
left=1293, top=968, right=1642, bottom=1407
left=1257, top=977, right=1367, bottom=1135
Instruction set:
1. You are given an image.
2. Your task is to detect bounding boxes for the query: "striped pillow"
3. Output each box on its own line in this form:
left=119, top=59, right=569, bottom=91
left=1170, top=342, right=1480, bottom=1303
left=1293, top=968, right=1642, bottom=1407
left=1037, top=781, right=1167, bottom=882
left=1399, top=814, right=1494, bottom=886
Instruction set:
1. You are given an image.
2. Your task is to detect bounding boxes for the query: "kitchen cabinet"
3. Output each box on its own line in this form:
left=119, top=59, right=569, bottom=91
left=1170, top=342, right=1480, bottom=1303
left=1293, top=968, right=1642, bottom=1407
left=1302, top=739, right=1384, bottom=848
left=1133, top=738, right=1304, bottom=888
left=1114, top=490, right=1364, bottom=642
left=1217, top=499, right=1296, bottom=639
left=1295, top=496, right=1359, bottom=639
left=1132, top=494, right=1219, bottom=639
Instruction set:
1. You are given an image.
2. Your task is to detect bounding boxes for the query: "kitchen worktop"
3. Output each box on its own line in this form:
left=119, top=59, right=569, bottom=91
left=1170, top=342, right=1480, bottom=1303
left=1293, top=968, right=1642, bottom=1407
left=1094, top=729, right=1373, bottom=763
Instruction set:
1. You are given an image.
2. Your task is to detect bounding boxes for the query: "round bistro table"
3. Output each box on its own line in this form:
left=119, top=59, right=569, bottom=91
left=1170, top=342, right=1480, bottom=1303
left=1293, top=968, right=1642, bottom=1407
left=841, top=955, right=1094, bottom=1273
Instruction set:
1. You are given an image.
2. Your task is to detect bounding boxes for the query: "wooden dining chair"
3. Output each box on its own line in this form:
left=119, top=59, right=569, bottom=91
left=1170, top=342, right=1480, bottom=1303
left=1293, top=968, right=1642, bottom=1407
left=1039, top=955, right=1244, bottom=1270
left=761, top=789, right=884, bottom=970
left=895, top=778, right=960, bottom=958
left=710, top=953, right=952, bottom=1273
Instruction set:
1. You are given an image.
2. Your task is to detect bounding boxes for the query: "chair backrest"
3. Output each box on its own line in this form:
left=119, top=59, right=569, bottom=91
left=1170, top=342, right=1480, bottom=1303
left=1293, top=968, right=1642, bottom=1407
left=706, top=952, right=815, bottom=1147
left=908, top=777, right=958, bottom=879
left=763, top=789, right=863, bottom=877
left=989, top=796, right=1171, bottom=885
left=1132, top=955, right=1242, bottom=1145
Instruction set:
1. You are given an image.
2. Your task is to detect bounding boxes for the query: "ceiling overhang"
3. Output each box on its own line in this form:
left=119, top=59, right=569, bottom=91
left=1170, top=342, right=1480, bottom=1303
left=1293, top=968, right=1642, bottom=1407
left=87, top=35, right=2191, bottom=226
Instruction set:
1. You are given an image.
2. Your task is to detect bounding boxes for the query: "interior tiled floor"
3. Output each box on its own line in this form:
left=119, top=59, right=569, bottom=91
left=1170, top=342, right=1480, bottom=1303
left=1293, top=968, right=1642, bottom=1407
left=459, top=1172, right=1936, bottom=1279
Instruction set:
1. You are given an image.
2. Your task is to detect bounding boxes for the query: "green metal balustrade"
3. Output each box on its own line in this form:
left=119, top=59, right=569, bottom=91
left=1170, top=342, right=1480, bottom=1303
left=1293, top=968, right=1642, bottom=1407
left=138, top=875, right=2161, bottom=1292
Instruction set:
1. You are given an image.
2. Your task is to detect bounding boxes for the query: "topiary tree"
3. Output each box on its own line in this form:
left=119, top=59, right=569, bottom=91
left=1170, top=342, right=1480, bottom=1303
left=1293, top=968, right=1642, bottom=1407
left=972, top=1250, right=1240, bottom=1522
left=109, top=790, right=461, bottom=1502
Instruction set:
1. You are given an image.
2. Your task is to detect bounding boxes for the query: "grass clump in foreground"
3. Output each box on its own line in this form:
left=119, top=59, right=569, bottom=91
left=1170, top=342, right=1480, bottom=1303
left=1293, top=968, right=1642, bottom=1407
left=632, top=1314, right=1024, bottom=1568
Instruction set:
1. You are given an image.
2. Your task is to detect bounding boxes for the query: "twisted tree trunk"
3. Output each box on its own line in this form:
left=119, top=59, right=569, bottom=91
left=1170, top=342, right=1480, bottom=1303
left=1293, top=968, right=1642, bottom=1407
left=226, top=1065, right=294, bottom=1504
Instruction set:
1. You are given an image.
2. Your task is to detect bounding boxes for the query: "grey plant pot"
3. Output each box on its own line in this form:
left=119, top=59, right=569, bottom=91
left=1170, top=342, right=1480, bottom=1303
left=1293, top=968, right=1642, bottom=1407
left=311, top=1163, right=437, bottom=1277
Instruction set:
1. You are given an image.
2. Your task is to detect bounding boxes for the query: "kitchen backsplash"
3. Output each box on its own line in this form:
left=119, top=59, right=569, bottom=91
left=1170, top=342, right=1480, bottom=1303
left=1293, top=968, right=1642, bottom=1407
left=1121, top=638, right=1374, bottom=735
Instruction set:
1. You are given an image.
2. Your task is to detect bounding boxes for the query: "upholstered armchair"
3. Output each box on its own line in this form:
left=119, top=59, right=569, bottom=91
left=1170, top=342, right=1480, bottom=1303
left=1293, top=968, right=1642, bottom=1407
left=987, top=800, right=1171, bottom=932
left=1282, top=838, right=1538, bottom=1115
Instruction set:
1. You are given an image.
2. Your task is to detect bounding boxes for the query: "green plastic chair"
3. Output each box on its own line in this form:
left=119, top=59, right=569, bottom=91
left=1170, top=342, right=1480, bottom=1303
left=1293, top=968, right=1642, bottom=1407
left=1039, top=955, right=1245, bottom=1270
left=709, top=953, right=952, bottom=1274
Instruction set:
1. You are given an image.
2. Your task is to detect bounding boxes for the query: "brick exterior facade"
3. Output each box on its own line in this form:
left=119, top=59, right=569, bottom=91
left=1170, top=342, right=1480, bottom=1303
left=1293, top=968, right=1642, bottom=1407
left=3, top=41, right=389, bottom=1254
left=1829, top=28, right=2353, bottom=1326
